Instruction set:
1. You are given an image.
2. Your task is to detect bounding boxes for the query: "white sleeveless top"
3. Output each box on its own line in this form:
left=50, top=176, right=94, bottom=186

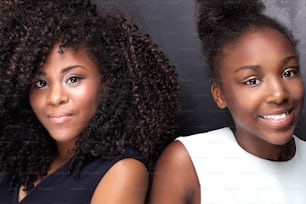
left=176, top=127, right=306, bottom=204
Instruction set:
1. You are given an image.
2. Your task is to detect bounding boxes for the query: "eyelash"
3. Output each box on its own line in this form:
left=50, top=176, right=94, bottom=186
left=66, top=76, right=84, bottom=87
left=282, top=68, right=299, bottom=79
left=242, top=68, right=299, bottom=87
left=244, top=77, right=260, bottom=86
left=33, top=80, right=47, bottom=88
left=33, top=76, right=84, bottom=88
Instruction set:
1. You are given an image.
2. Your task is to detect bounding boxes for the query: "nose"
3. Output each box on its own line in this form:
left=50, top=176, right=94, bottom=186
left=266, top=79, right=289, bottom=105
left=47, top=84, right=69, bottom=106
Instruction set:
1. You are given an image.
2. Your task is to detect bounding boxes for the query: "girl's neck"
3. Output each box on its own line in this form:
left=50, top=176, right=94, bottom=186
left=232, top=128, right=296, bottom=161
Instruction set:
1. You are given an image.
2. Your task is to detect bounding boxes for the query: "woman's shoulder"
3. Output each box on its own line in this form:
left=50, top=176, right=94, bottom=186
left=88, top=146, right=148, bottom=172
left=91, top=155, right=149, bottom=204
left=0, top=175, right=13, bottom=202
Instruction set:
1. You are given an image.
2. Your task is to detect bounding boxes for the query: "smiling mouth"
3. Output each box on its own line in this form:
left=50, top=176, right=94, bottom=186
left=261, top=112, right=289, bottom=121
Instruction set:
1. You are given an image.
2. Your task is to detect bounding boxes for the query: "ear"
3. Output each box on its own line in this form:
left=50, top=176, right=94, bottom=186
left=211, top=82, right=227, bottom=109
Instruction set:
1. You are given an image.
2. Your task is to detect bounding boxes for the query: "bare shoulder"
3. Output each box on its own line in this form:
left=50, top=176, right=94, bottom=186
left=91, top=158, right=149, bottom=204
left=156, top=140, right=194, bottom=168
left=154, top=140, right=197, bottom=174
left=149, top=140, right=200, bottom=204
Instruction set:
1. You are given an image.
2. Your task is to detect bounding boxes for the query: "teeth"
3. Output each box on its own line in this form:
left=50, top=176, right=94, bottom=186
left=262, top=112, right=288, bottom=121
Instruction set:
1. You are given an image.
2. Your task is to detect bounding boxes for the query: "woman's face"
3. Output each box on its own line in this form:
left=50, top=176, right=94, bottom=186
left=212, top=28, right=304, bottom=148
left=29, top=44, right=102, bottom=148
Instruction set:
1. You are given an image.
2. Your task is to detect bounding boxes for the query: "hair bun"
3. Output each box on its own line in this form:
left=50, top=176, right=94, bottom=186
left=197, top=0, right=265, bottom=26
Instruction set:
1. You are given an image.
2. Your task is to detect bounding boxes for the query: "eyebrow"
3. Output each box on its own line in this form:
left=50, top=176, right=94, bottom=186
left=234, top=65, right=260, bottom=73
left=234, top=56, right=298, bottom=73
left=282, top=56, right=298, bottom=65
left=36, top=65, right=86, bottom=76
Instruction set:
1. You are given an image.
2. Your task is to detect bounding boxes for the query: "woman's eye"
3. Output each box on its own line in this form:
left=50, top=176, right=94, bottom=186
left=244, top=78, right=260, bottom=86
left=66, top=76, right=83, bottom=86
left=283, top=69, right=298, bottom=78
left=34, top=80, right=47, bottom=88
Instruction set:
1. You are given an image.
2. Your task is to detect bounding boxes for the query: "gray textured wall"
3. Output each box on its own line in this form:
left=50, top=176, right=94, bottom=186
left=94, top=0, right=306, bottom=139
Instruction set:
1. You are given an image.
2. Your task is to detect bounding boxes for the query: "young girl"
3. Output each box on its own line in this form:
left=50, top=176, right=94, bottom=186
left=0, top=0, right=180, bottom=203
left=150, top=0, right=306, bottom=203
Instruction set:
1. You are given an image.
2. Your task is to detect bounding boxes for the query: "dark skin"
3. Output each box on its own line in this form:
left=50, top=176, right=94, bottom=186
left=149, top=141, right=200, bottom=204
left=0, top=0, right=180, bottom=195
left=19, top=45, right=149, bottom=204
left=211, top=28, right=303, bottom=161
left=149, top=28, right=303, bottom=203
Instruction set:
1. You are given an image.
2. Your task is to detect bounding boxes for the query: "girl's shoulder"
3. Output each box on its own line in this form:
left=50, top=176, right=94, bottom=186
left=150, top=140, right=200, bottom=203
left=176, top=127, right=235, bottom=152
left=293, top=135, right=306, bottom=158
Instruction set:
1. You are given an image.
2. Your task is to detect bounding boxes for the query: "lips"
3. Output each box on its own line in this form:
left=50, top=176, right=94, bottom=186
left=260, top=109, right=294, bottom=128
left=261, top=112, right=289, bottom=121
left=48, top=113, right=74, bottom=124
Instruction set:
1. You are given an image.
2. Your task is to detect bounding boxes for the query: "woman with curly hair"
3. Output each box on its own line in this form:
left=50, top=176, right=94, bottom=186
left=150, top=0, right=306, bottom=203
left=0, top=0, right=180, bottom=203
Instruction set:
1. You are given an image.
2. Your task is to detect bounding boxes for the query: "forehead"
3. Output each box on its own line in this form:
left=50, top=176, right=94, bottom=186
left=39, top=45, right=97, bottom=71
left=218, top=28, right=296, bottom=71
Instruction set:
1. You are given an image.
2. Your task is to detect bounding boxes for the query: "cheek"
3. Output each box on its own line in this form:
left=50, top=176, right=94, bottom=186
left=293, top=82, right=304, bottom=101
left=224, top=88, right=260, bottom=115
left=29, top=90, right=43, bottom=113
left=74, top=83, right=101, bottom=113
left=285, top=79, right=304, bottom=106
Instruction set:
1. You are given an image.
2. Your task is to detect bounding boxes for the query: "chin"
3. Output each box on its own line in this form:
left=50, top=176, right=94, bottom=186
left=267, top=135, right=293, bottom=146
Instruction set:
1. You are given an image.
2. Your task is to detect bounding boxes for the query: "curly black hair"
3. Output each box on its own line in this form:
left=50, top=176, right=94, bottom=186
left=196, top=0, right=297, bottom=84
left=0, top=0, right=180, bottom=191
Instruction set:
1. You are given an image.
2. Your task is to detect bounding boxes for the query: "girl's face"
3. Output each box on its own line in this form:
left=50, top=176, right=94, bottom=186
left=212, top=28, right=304, bottom=148
left=29, top=44, right=102, bottom=148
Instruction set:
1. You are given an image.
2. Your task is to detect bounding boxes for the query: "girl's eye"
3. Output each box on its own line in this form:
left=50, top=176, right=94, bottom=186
left=283, top=69, right=298, bottom=78
left=66, top=76, right=83, bottom=86
left=244, top=78, right=260, bottom=86
left=34, top=80, right=47, bottom=88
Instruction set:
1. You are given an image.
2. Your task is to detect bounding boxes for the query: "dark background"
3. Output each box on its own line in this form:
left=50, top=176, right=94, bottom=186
left=93, top=0, right=306, bottom=139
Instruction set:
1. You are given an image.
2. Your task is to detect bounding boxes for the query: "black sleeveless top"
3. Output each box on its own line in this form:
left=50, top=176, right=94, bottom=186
left=0, top=147, right=147, bottom=204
